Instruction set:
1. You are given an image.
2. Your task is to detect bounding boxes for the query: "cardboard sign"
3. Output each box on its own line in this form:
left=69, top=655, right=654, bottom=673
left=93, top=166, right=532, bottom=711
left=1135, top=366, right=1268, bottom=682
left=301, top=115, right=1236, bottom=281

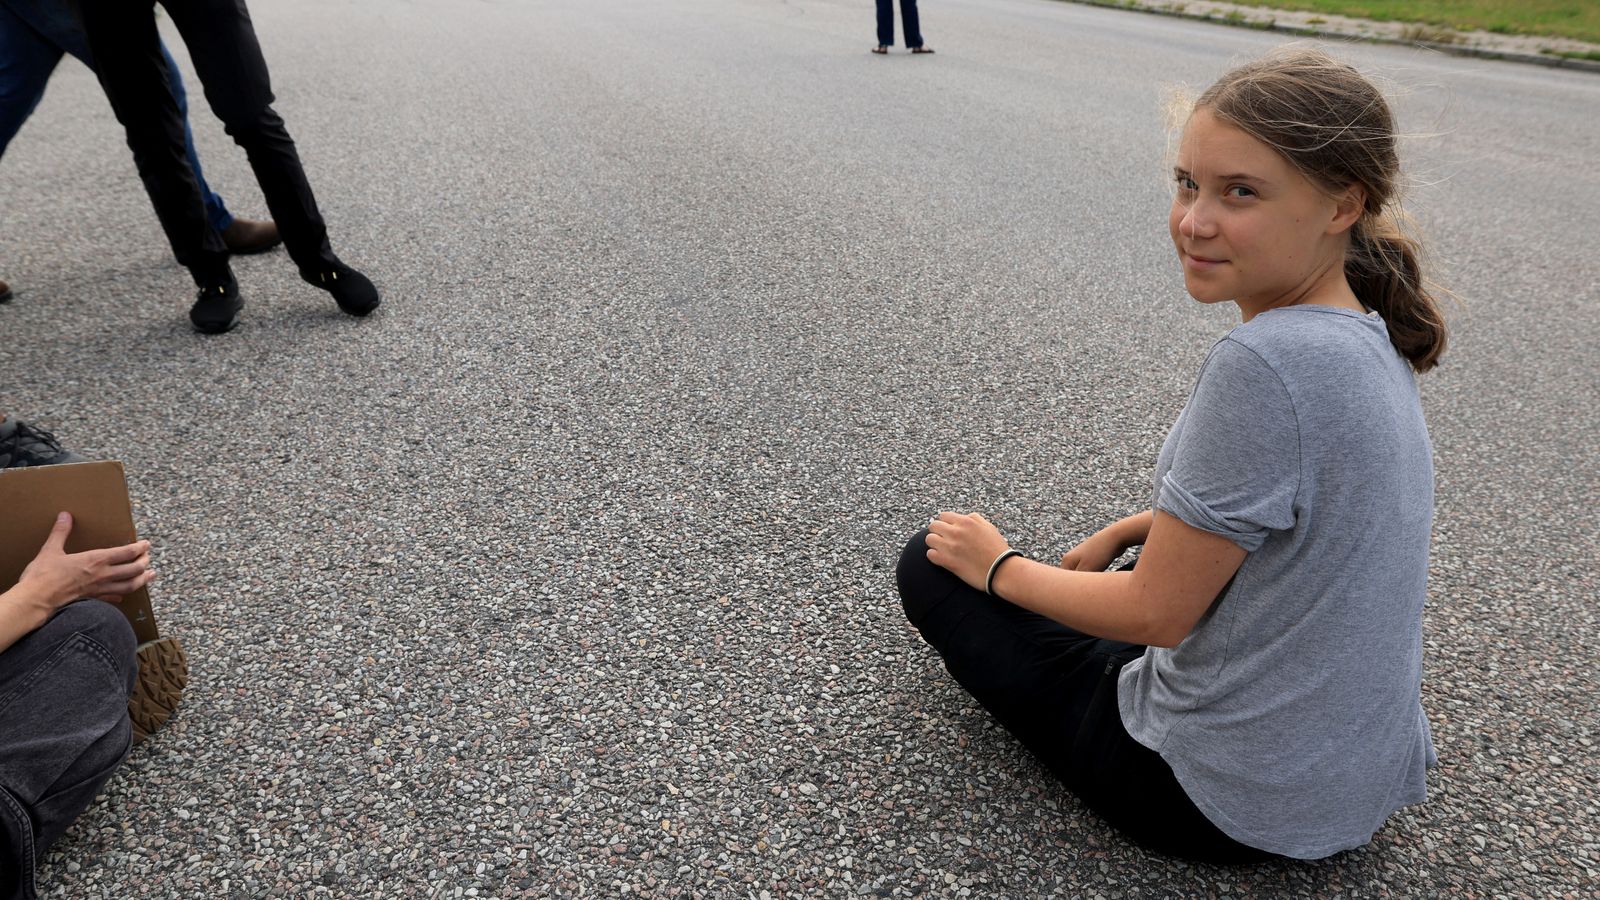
left=0, top=461, right=159, bottom=642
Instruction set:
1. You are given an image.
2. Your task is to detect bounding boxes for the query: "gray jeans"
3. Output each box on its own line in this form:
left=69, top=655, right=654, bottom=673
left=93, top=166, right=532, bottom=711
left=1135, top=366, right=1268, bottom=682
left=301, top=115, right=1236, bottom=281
left=0, top=600, right=136, bottom=900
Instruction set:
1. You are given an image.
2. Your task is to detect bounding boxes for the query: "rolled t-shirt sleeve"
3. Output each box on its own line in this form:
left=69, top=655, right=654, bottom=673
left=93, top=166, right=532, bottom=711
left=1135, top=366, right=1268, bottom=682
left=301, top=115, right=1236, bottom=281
left=1158, top=338, right=1300, bottom=552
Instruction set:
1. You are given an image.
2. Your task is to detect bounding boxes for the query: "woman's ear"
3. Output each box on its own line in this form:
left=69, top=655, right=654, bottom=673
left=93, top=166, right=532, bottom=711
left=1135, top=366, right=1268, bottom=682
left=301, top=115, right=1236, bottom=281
left=1327, top=184, right=1366, bottom=235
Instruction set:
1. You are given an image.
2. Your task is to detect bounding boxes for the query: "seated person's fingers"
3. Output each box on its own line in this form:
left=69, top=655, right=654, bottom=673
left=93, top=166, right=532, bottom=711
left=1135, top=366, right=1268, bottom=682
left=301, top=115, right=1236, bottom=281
left=99, top=554, right=151, bottom=585
left=92, top=540, right=151, bottom=565
left=93, top=569, right=155, bottom=600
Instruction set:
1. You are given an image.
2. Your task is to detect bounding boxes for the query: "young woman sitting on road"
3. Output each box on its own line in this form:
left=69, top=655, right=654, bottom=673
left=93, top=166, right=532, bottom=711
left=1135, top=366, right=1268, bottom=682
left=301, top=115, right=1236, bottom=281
left=896, top=47, right=1446, bottom=862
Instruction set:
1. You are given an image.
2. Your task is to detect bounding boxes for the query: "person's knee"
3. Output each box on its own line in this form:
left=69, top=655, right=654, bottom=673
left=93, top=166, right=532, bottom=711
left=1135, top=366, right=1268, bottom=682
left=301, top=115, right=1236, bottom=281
left=50, top=600, right=137, bottom=692
left=219, top=103, right=285, bottom=147
left=896, top=529, right=939, bottom=621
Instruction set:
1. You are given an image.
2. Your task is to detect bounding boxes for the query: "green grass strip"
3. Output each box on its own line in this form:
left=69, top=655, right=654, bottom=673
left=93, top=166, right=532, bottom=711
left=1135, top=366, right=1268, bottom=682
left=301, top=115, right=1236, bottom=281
left=1207, top=1, right=1600, bottom=44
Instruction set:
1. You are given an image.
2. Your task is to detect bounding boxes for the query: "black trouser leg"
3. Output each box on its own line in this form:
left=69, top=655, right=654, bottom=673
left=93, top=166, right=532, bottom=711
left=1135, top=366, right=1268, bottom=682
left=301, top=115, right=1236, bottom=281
left=895, top=530, right=1274, bottom=864
left=901, top=0, right=924, bottom=49
left=897, top=529, right=1137, bottom=771
left=75, top=0, right=231, bottom=285
left=159, top=0, right=337, bottom=275
left=875, top=0, right=894, bottom=46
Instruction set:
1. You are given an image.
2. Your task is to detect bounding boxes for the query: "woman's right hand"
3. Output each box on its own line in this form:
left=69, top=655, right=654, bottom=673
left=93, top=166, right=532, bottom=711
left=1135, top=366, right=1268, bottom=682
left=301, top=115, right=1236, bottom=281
left=11, top=512, right=154, bottom=612
left=1059, top=528, right=1125, bottom=572
left=1059, top=512, right=1155, bottom=572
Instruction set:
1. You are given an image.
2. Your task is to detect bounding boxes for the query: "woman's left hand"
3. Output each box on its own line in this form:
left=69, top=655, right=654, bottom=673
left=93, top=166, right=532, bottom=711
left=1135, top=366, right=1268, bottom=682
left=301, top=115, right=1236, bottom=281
left=926, top=512, right=1012, bottom=592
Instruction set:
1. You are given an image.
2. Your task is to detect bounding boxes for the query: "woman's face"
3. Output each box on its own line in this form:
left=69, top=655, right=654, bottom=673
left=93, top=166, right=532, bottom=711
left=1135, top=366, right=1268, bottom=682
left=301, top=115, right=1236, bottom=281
left=1169, top=109, right=1356, bottom=317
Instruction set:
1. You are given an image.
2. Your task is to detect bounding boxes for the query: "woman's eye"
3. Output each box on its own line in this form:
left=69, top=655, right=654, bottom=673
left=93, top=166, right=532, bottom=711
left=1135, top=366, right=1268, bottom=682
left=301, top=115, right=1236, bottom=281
left=1227, top=185, right=1256, bottom=198
left=1176, top=177, right=1198, bottom=192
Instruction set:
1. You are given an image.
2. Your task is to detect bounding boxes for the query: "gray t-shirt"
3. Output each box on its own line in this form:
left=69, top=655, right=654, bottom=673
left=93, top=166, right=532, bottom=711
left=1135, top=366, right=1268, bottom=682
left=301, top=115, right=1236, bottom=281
left=1117, top=305, right=1438, bottom=860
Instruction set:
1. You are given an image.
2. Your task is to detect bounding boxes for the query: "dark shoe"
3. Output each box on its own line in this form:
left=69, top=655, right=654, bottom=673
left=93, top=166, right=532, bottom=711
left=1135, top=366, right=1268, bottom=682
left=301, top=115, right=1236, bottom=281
left=130, top=636, right=188, bottom=745
left=0, top=417, right=87, bottom=468
left=872, top=45, right=888, bottom=54
left=911, top=46, right=935, bottom=54
left=190, top=274, right=244, bottom=334
left=221, top=217, right=282, bottom=255
left=303, top=263, right=381, bottom=316
left=0, top=277, right=11, bottom=302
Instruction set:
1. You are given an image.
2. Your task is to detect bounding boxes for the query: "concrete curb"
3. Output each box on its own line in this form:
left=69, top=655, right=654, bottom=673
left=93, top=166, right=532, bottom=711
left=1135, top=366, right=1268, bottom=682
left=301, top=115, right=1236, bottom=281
left=1057, top=0, right=1600, bottom=74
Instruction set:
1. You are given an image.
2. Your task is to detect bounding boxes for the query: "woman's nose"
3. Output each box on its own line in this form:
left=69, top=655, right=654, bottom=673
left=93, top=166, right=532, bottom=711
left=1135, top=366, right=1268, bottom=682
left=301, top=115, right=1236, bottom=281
left=1179, top=200, right=1217, bottom=240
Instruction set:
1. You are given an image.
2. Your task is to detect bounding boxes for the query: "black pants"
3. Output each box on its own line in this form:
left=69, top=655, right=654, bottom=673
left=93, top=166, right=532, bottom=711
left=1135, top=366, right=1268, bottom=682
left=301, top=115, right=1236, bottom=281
left=896, top=530, right=1273, bottom=864
left=73, top=0, right=336, bottom=284
left=875, top=0, right=923, bottom=49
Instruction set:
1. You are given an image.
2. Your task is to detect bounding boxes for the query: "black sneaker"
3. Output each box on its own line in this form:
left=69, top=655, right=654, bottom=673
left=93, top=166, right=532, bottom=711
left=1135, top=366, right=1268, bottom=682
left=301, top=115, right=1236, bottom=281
left=0, top=418, right=87, bottom=468
left=0, top=277, right=12, bottom=302
left=303, top=263, right=380, bottom=316
left=190, top=274, right=244, bottom=334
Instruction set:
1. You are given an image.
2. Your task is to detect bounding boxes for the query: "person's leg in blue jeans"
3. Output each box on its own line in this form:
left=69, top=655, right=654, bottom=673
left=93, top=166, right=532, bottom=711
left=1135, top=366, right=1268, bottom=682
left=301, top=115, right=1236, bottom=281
left=0, top=2, right=63, bottom=155
left=873, top=1, right=929, bottom=52
left=900, top=0, right=925, bottom=50
left=0, top=0, right=61, bottom=302
left=0, top=600, right=138, bottom=900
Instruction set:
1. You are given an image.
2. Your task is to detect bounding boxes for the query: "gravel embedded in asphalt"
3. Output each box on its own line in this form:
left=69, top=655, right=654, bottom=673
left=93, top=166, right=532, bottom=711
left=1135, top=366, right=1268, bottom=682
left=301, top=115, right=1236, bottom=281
left=1, top=0, right=1596, bottom=895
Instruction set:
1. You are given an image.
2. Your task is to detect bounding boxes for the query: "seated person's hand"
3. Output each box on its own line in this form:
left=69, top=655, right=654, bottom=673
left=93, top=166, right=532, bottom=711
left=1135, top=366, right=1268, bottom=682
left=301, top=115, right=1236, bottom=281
left=1060, top=529, right=1122, bottom=572
left=926, top=512, right=1011, bottom=591
left=13, top=512, right=154, bottom=613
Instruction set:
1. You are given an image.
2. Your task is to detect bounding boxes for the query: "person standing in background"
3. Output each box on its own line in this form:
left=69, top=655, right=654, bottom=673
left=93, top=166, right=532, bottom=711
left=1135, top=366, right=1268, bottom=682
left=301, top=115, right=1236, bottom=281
left=72, top=0, right=380, bottom=334
left=0, top=0, right=280, bottom=306
left=873, top=0, right=933, bottom=54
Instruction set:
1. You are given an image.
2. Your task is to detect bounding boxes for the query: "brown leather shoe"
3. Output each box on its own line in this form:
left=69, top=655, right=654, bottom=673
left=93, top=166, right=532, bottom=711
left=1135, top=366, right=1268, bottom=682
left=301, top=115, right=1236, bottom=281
left=0, top=277, right=12, bottom=302
left=221, top=217, right=282, bottom=255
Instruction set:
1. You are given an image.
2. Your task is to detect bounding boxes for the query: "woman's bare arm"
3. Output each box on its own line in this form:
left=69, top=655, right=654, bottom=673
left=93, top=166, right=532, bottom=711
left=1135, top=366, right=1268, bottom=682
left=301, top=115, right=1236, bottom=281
left=926, top=510, right=1243, bottom=647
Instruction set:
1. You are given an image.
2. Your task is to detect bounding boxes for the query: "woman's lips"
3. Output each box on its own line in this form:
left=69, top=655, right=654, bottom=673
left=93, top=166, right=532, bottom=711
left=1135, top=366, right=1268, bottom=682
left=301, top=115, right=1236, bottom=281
left=1184, top=252, right=1227, bottom=271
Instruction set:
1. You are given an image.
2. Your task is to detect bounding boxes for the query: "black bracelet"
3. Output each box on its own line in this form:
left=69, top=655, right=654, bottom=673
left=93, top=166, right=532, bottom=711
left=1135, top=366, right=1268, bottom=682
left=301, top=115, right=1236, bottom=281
left=985, top=549, right=1025, bottom=597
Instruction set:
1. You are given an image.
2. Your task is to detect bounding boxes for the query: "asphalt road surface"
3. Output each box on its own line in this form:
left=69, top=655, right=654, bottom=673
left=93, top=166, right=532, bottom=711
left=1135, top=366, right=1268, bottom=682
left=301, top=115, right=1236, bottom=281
left=2, top=0, right=1596, bottom=895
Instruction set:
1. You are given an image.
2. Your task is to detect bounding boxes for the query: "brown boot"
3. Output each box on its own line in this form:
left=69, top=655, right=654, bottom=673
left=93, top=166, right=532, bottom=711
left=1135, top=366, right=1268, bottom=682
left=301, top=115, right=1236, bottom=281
left=0, top=277, right=12, bottom=302
left=221, top=217, right=282, bottom=255
left=129, top=636, right=188, bottom=744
